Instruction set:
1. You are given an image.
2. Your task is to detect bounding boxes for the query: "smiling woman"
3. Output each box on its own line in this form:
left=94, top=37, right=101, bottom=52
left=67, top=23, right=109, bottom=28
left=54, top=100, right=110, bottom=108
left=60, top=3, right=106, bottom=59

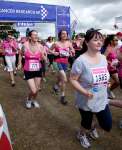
left=18, top=30, right=47, bottom=109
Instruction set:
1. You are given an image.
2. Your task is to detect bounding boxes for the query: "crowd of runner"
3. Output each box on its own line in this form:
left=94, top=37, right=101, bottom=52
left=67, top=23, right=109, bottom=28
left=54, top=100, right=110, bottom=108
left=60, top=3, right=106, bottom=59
left=0, top=29, right=122, bottom=148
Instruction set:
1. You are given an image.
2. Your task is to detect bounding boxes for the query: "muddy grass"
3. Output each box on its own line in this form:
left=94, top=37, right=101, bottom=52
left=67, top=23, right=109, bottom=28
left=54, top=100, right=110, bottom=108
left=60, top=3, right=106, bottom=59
left=0, top=68, right=122, bottom=150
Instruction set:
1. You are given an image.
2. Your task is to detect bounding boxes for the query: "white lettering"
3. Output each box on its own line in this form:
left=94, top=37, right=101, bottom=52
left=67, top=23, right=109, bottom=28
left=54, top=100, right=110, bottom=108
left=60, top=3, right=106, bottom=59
left=36, top=10, right=40, bottom=15
left=0, top=8, right=15, bottom=13
left=0, top=8, right=38, bottom=15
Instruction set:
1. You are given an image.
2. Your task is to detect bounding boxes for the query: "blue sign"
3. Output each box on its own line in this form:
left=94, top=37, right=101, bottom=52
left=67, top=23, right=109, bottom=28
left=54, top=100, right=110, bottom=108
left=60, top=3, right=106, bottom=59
left=56, top=6, right=71, bottom=36
left=0, top=1, right=56, bottom=21
left=0, top=1, right=71, bottom=37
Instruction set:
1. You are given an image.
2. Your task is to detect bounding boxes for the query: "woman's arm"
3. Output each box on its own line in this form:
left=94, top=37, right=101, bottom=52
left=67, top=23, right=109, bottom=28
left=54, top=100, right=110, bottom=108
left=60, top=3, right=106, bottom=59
left=70, top=73, right=93, bottom=98
left=109, top=100, right=122, bottom=108
left=69, top=42, right=75, bottom=56
left=41, top=46, right=47, bottom=62
left=49, top=43, right=59, bottom=56
left=18, top=45, right=24, bottom=70
left=117, top=48, right=122, bottom=61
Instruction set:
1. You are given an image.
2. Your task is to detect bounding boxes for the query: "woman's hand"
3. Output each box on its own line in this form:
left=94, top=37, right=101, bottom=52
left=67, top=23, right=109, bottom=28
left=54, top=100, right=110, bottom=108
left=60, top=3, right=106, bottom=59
left=53, top=52, right=59, bottom=56
left=84, top=90, right=94, bottom=99
left=70, top=73, right=94, bottom=100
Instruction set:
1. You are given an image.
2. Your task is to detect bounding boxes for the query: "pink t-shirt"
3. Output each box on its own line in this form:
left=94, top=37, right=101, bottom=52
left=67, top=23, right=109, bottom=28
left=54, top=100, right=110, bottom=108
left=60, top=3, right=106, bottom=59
left=2, top=40, right=17, bottom=56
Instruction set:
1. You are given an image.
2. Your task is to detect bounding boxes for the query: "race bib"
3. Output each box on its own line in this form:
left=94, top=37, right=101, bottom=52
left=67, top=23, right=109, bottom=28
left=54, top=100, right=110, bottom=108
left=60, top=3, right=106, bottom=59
left=91, top=67, right=109, bottom=85
left=29, top=61, right=40, bottom=71
left=60, top=50, right=69, bottom=57
left=5, top=49, right=13, bottom=54
left=87, top=67, right=109, bottom=111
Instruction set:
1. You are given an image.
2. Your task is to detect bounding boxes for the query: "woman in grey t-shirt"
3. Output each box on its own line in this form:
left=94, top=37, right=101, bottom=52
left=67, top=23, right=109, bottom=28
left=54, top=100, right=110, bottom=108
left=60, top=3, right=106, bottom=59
left=70, top=29, right=112, bottom=149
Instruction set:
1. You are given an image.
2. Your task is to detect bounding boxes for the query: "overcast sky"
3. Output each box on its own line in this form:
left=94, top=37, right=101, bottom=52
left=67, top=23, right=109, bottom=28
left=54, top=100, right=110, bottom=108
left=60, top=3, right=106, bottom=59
left=6, top=0, right=122, bottom=33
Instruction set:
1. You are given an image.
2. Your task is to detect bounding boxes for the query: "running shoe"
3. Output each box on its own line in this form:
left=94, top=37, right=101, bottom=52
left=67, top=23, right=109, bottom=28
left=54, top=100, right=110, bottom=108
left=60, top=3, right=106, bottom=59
left=43, top=78, right=47, bottom=82
left=60, top=96, right=68, bottom=105
left=11, top=81, right=15, bottom=87
left=31, top=101, right=40, bottom=108
left=23, top=75, right=26, bottom=80
left=88, top=128, right=99, bottom=140
left=25, top=100, right=32, bottom=109
left=119, top=120, right=122, bottom=129
left=77, top=131, right=91, bottom=149
left=53, top=86, right=59, bottom=95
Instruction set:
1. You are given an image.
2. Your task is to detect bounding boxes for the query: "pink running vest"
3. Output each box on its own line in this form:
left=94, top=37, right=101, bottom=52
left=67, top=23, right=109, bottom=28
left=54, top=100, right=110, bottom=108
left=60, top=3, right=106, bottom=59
left=24, top=42, right=42, bottom=71
left=54, top=46, right=70, bottom=64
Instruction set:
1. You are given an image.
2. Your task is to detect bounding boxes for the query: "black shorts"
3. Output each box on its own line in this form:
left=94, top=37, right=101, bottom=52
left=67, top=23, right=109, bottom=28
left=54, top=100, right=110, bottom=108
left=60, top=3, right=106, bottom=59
left=22, top=57, right=25, bottom=67
left=79, top=105, right=112, bottom=132
left=24, top=70, right=42, bottom=80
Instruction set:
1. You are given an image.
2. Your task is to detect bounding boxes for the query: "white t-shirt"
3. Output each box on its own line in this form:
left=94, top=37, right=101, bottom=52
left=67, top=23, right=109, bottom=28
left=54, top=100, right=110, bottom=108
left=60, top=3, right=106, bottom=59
left=46, top=42, right=54, bottom=49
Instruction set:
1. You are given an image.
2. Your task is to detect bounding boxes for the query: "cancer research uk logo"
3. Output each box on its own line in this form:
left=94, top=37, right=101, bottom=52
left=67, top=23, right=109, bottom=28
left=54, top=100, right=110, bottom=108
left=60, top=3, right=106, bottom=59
left=40, top=5, right=48, bottom=20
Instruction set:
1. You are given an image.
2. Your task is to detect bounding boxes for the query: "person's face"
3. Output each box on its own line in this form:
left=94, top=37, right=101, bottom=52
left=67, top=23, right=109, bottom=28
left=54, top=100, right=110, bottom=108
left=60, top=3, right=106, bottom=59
left=61, top=31, right=68, bottom=40
left=77, top=36, right=85, bottom=44
left=76, top=36, right=84, bottom=45
left=87, top=34, right=103, bottom=52
left=112, top=36, right=118, bottom=47
left=30, top=31, right=38, bottom=42
left=49, top=37, right=53, bottom=42
left=7, top=35, right=13, bottom=41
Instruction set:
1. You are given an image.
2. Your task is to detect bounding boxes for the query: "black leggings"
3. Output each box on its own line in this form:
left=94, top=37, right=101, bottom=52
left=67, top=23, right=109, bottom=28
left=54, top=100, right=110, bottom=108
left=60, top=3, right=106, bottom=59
left=68, top=56, right=75, bottom=68
left=16, top=54, right=19, bottom=67
left=48, top=54, right=54, bottom=66
left=3, top=55, right=7, bottom=66
left=79, top=105, right=112, bottom=132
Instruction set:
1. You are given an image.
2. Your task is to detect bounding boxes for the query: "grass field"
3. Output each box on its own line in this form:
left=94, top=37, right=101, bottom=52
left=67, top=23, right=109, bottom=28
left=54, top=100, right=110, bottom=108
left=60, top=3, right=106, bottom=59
left=0, top=68, right=122, bottom=150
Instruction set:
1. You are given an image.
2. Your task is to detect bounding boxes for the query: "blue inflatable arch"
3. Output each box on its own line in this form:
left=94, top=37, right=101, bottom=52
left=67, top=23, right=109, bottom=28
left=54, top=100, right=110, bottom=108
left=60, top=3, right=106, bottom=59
left=0, top=1, right=71, bottom=37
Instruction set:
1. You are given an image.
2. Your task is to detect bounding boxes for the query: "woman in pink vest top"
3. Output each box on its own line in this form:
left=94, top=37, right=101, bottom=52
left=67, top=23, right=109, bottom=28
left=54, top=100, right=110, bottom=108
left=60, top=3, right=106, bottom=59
left=18, top=30, right=46, bottom=109
left=2, top=35, right=18, bottom=86
left=50, top=30, right=75, bottom=105
left=117, top=46, right=122, bottom=88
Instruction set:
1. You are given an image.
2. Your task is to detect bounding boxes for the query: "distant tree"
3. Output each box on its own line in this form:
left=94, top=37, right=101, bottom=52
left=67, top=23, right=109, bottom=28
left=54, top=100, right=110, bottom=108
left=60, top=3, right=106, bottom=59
left=72, top=30, right=76, bottom=40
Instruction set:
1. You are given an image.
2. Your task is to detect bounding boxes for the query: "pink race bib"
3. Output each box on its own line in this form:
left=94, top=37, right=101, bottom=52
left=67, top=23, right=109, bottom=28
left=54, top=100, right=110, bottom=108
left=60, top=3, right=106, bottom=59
left=29, top=60, right=40, bottom=71
left=91, top=67, right=110, bottom=85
